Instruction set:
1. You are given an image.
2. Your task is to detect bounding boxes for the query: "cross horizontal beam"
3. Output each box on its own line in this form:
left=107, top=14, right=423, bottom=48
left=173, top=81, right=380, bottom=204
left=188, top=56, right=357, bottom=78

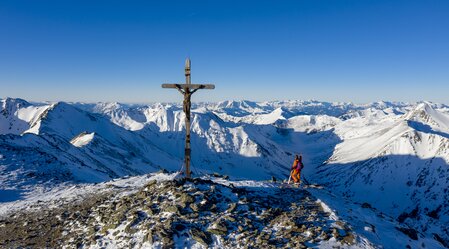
left=162, top=83, right=215, bottom=90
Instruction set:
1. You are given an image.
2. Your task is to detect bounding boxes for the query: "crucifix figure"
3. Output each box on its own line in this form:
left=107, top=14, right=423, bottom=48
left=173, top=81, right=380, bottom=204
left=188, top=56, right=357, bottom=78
left=162, top=59, right=215, bottom=179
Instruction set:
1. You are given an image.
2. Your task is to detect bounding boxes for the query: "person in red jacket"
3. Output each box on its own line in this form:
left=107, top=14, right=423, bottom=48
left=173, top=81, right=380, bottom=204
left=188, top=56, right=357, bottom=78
left=291, top=154, right=304, bottom=184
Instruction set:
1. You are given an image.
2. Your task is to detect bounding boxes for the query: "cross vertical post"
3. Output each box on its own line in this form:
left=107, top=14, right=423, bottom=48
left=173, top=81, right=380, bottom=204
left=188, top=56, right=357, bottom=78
left=184, top=59, right=192, bottom=179
left=162, top=59, right=215, bottom=179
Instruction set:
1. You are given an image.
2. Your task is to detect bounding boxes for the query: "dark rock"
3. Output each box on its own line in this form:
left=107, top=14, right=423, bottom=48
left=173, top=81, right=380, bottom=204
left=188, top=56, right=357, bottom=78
left=190, top=228, right=212, bottom=246
left=361, top=202, right=372, bottom=209
left=397, top=206, right=419, bottom=223
left=124, top=223, right=137, bottom=234
left=164, top=205, right=179, bottom=214
left=433, top=233, right=449, bottom=248
left=190, top=203, right=200, bottom=212
left=146, top=179, right=158, bottom=188
left=396, top=227, right=418, bottom=240
left=207, top=220, right=228, bottom=236
left=180, top=193, right=195, bottom=205
left=173, top=223, right=187, bottom=233
left=332, top=228, right=340, bottom=238
left=161, top=236, right=174, bottom=249
left=227, top=203, right=237, bottom=213
left=427, top=205, right=442, bottom=219
left=226, top=216, right=236, bottom=222
left=341, top=232, right=355, bottom=245
left=144, top=231, right=153, bottom=244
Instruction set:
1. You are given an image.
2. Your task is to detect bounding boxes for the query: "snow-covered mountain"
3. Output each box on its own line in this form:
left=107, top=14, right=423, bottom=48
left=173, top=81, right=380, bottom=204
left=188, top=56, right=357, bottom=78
left=313, top=102, right=449, bottom=243
left=1, top=97, right=449, bottom=247
left=0, top=98, right=49, bottom=135
left=0, top=99, right=180, bottom=190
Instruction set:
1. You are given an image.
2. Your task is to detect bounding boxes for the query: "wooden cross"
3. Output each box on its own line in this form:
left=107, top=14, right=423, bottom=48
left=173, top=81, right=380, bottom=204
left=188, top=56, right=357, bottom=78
left=162, top=59, right=215, bottom=179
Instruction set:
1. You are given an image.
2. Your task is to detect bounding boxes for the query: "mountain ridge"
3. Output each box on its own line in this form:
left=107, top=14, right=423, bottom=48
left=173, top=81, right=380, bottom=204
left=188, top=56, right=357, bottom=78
left=1, top=97, right=449, bottom=246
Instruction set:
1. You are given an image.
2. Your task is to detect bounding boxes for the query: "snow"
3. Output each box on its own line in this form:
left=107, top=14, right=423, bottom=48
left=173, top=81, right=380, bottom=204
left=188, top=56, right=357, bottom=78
left=0, top=172, right=178, bottom=217
left=309, top=187, right=447, bottom=249
left=1, top=97, right=449, bottom=247
left=1, top=173, right=378, bottom=248
left=316, top=199, right=338, bottom=221
left=0, top=98, right=51, bottom=135
left=70, top=132, right=95, bottom=147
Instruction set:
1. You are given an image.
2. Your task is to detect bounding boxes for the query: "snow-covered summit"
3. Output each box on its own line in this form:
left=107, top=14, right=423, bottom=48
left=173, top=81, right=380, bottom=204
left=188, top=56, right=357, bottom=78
left=0, top=98, right=51, bottom=135
left=405, top=102, right=449, bottom=132
left=1, top=97, right=449, bottom=247
left=212, top=100, right=266, bottom=117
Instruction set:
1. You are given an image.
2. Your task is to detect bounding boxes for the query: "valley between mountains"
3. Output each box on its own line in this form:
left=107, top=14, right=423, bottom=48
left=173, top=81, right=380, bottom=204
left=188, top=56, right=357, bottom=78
left=1, top=98, right=448, bottom=248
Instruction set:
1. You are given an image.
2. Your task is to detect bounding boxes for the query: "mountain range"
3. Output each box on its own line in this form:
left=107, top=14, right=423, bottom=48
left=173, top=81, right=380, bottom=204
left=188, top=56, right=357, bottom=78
left=1, top=97, right=448, bottom=246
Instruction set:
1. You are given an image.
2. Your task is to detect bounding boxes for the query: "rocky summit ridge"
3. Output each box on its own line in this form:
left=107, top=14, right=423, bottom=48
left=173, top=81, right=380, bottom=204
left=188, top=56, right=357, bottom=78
left=0, top=174, right=363, bottom=249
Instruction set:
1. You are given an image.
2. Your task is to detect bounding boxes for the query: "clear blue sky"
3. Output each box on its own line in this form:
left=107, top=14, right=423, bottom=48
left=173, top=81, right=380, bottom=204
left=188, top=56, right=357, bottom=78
left=1, top=0, right=448, bottom=104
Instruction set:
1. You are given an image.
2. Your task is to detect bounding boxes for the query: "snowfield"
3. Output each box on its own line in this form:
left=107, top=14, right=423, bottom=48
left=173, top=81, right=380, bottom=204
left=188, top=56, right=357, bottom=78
left=1, top=97, right=449, bottom=248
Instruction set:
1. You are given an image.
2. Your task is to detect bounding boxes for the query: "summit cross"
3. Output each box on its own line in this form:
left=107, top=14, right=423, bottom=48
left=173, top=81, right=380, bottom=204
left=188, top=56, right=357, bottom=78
left=161, top=59, right=215, bottom=179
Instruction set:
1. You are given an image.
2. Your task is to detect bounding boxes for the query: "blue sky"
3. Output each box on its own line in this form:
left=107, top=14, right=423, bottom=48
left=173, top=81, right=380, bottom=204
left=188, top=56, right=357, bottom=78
left=1, top=0, right=448, bottom=103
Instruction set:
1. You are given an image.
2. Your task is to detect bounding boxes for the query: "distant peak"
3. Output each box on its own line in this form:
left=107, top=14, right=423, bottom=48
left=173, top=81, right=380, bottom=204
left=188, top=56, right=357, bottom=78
left=50, top=101, right=71, bottom=109
left=403, top=101, right=449, bottom=131
left=414, top=102, right=434, bottom=113
left=2, top=97, right=31, bottom=107
left=272, top=106, right=289, bottom=113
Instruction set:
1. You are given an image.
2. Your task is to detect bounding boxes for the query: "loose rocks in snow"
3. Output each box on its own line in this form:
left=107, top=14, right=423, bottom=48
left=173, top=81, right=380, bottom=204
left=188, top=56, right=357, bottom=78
left=0, top=176, right=361, bottom=248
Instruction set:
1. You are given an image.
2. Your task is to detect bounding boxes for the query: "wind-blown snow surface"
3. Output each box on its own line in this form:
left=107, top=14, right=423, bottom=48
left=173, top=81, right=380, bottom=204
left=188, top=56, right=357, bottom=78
left=1, top=98, right=449, bottom=247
